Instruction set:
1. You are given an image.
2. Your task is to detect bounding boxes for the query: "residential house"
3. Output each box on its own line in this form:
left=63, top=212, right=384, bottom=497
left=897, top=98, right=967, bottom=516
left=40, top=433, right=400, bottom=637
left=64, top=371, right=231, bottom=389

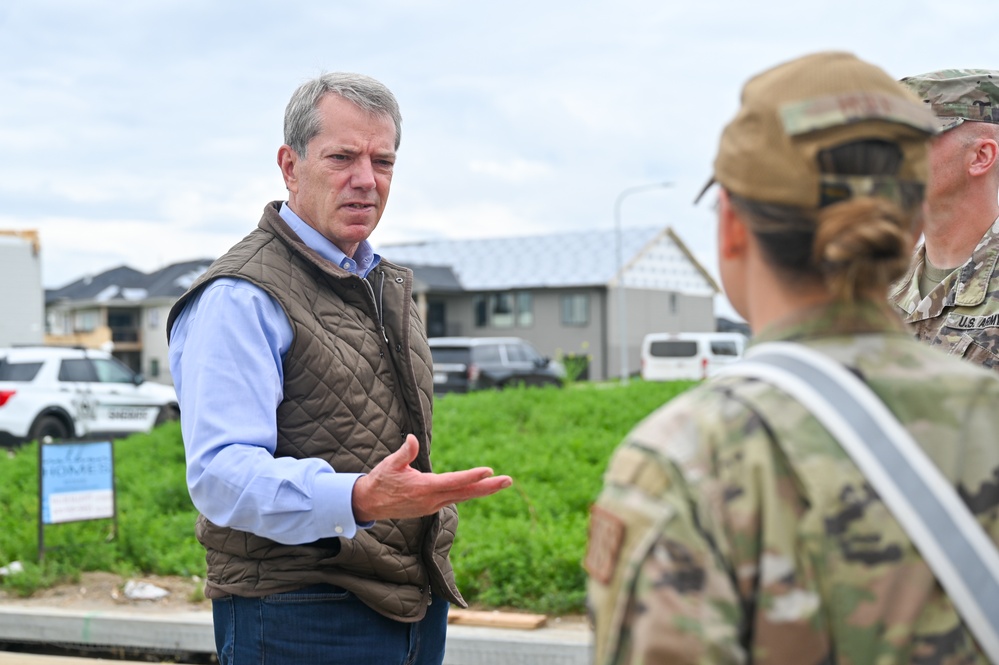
left=41, top=225, right=719, bottom=386
left=381, top=226, right=720, bottom=381
left=45, top=259, right=214, bottom=385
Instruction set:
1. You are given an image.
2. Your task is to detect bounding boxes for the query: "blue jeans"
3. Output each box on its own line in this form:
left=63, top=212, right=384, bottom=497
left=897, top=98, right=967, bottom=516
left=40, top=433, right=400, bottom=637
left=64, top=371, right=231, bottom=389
left=213, top=584, right=449, bottom=664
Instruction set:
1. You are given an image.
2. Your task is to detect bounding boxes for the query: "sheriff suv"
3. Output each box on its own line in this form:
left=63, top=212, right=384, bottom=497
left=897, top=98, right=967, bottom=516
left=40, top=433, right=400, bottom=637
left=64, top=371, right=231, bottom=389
left=0, top=346, right=179, bottom=447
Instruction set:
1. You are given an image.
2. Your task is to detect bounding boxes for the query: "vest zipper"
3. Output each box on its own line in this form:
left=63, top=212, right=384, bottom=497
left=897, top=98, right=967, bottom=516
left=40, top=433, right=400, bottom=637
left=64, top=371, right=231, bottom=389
left=363, top=271, right=390, bottom=345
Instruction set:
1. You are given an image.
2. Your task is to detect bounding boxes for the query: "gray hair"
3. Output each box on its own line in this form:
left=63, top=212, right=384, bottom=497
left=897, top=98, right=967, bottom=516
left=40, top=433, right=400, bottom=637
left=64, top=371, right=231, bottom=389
left=283, top=72, right=402, bottom=156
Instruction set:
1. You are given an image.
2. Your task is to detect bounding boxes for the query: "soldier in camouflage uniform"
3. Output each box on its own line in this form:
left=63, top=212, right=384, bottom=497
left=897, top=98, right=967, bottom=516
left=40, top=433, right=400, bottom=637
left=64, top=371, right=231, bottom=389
left=888, top=70, right=999, bottom=371
left=586, top=52, right=999, bottom=665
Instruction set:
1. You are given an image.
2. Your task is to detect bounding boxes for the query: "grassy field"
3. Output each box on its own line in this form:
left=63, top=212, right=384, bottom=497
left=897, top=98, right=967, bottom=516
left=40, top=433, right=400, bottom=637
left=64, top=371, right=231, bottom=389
left=0, top=379, right=696, bottom=614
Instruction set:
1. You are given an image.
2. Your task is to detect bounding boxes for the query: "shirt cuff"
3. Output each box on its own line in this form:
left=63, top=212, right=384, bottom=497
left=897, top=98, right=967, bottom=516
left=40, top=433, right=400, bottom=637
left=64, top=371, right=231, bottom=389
left=312, top=472, right=372, bottom=538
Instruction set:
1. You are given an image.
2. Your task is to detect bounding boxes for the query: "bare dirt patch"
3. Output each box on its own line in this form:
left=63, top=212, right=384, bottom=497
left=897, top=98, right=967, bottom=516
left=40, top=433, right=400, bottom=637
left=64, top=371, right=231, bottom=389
left=0, top=571, right=210, bottom=614
left=0, top=571, right=589, bottom=630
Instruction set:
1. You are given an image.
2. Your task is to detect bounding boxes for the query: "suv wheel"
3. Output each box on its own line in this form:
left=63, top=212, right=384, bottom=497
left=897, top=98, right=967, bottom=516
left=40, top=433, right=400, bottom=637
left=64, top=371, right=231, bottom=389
left=154, top=404, right=180, bottom=426
left=29, top=414, right=70, bottom=442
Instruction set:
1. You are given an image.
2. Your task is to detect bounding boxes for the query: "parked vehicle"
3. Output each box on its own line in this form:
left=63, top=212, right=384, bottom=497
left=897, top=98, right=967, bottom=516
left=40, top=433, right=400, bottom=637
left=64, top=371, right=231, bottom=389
left=640, top=332, right=748, bottom=381
left=0, top=346, right=179, bottom=447
left=428, top=337, right=564, bottom=394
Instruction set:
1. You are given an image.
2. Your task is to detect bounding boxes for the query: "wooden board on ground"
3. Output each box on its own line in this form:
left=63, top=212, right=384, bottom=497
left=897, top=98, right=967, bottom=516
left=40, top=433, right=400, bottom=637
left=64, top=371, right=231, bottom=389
left=448, top=609, right=548, bottom=630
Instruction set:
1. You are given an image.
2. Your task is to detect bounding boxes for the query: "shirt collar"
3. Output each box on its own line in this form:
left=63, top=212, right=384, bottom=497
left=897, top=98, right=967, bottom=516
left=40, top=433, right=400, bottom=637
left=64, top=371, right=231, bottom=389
left=278, top=203, right=381, bottom=277
left=952, top=214, right=999, bottom=307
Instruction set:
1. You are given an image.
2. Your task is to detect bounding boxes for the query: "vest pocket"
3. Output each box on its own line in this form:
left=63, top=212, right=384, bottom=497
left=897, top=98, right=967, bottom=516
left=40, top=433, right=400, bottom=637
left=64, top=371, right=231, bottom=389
left=264, top=583, right=350, bottom=603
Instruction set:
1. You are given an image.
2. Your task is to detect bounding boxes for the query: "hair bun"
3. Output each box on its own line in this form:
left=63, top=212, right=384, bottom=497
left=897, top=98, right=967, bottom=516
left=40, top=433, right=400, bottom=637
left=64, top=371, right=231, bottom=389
left=814, top=198, right=913, bottom=300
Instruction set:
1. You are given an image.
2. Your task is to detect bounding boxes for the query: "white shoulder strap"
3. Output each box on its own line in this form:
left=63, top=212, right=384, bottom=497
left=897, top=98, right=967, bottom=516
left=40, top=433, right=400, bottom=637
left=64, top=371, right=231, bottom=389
left=720, top=342, right=999, bottom=662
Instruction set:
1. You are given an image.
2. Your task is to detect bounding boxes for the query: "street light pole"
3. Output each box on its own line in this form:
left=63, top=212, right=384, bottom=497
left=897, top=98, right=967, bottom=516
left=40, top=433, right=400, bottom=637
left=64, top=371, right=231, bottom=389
left=614, top=181, right=672, bottom=385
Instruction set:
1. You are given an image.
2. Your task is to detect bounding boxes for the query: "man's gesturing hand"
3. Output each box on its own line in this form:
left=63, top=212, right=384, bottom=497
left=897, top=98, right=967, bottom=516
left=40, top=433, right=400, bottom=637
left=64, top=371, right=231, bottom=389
left=351, top=434, right=513, bottom=523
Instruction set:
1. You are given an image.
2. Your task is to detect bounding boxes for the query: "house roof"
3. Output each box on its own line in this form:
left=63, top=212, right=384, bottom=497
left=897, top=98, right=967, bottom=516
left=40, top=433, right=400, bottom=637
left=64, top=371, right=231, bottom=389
left=45, top=266, right=148, bottom=304
left=45, top=259, right=214, bottom=305
left=42, top=225, right=720, bottom=306
left=408, top=264, right=464, bottom=294
left=142, top=259, right=216, bottom=298
left=379, top=227, right=719, bottom=295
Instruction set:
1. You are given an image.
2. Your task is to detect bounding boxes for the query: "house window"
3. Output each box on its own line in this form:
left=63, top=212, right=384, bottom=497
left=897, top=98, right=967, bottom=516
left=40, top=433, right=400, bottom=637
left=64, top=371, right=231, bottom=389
left=669, top=293, right=678, bottom=315
left=150, top=358, right=160, bottom=378
left=474, top=291, right=534, bottom=328
left=474, top=296, right=488, bottom=327
left=561, top=294, right=589, bottom=326
left=491, top=293, right=515, bottom=328
left=74, top=309, right=99, bottom=332
left=46, top=311, right=68, bottom=335
left=516, top=292, right=533, bottom=327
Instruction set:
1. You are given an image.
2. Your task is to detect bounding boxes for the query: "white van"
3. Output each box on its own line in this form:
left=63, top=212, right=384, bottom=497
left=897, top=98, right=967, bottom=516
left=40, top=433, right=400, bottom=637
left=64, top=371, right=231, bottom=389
left=640, top=332, right=748, bottom=381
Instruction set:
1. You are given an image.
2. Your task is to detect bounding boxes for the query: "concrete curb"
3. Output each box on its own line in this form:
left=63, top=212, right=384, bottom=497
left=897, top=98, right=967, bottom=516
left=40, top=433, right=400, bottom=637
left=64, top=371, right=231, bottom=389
left=0, top=606, right=592, bottom=665
left=446, top=624, right=591, bottom=664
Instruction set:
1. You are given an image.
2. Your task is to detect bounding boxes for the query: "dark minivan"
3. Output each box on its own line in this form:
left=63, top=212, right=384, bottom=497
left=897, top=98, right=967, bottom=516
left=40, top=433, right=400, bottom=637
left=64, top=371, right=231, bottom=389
left=428, top=337, right=564, bottom=394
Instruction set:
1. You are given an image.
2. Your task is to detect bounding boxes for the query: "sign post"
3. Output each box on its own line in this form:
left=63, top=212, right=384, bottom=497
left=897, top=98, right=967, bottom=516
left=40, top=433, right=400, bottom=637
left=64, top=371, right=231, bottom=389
left=38, top=439, right=117, bottom=561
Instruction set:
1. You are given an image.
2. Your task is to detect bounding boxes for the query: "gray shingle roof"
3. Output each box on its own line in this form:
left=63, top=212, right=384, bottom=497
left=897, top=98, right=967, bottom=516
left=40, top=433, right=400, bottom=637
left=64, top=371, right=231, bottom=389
left=408, top=265, right=463, bottom=293
left=380, top=227, right=656, bottom=290
left=142, top=259, right=214, bottom=298
left=45, top=259, right=214, bottom=305
left=379, top=227, right=717, bottom=294
left=43, top=225, right=718, bottom=306
left=45, top=266, right=148, bottom=304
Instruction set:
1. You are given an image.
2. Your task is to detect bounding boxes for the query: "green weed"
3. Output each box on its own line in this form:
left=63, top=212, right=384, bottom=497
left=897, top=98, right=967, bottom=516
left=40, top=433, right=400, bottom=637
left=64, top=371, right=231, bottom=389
left=0, top=380, right=695, bottom=613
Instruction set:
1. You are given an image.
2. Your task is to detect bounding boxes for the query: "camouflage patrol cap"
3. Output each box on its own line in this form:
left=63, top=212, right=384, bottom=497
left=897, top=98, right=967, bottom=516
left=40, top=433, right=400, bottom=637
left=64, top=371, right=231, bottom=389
left=696, top=51, right=938, bottom=210
left=900, top=69, right=999, bottom=131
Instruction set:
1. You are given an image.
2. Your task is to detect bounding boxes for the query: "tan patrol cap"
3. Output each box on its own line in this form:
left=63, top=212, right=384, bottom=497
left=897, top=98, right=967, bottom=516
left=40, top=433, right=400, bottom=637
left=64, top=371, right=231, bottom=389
left=696, top=51, right=938, bottom=209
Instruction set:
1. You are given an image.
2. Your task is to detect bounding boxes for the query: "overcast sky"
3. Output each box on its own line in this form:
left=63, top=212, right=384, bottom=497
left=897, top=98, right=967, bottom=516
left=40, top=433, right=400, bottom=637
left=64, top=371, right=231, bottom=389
left=2, top=0, right=996, bottom=318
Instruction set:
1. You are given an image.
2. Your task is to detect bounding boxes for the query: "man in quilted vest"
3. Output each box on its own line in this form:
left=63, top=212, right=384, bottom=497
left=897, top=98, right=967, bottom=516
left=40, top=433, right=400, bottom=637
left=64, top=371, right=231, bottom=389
left=167, top=72, right=512, bottom=664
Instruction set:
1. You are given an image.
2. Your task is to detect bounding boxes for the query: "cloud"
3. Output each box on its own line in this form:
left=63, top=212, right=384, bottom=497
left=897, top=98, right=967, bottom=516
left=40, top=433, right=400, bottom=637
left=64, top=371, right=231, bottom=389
left=377, top=200, right=544, bottom=246
left=3, top=0, right=999, bottom=311
left=468, top=158, right=554, bottom=182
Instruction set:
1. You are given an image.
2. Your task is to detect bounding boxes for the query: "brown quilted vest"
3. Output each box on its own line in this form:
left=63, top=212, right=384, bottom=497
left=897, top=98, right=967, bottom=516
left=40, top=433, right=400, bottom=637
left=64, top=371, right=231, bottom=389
left=167, top=202, right=463, bottom=622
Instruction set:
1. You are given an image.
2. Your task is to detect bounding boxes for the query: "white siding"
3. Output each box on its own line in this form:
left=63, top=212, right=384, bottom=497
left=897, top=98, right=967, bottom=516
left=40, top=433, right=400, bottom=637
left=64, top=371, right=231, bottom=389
left=142, top=304, right=173, bottom=385
left=623, top=234, right=717, bottom=295
left=0, top=237, right=44, bottom=346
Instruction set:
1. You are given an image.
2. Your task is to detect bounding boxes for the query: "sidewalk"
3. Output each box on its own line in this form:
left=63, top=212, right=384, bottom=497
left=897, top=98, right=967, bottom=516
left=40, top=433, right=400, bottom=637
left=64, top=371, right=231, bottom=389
left=0, top=653, right=156, bottom=665
left=0, top=605, right=592, bottom=665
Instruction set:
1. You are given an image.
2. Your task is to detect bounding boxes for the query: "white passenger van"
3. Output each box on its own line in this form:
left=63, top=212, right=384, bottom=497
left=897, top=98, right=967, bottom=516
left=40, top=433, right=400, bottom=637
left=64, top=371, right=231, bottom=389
left=640, top=332, right=748, bottom=381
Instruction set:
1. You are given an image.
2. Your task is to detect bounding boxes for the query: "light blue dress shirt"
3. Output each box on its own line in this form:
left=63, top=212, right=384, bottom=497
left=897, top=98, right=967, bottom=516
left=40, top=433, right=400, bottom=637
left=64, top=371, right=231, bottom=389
left=168, top=203, right=380, bottom=545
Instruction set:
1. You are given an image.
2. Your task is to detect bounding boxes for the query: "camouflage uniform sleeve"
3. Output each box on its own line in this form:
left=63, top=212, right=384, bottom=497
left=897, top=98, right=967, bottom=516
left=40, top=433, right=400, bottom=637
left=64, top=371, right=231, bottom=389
left=587, top=385, right=769, bottom=665
left=587, top=378, right=840, bottom=665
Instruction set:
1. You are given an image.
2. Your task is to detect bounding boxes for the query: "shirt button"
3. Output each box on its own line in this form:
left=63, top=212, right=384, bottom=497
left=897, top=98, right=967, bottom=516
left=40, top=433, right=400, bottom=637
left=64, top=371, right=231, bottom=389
left=335, top=526, right=344, bottom=534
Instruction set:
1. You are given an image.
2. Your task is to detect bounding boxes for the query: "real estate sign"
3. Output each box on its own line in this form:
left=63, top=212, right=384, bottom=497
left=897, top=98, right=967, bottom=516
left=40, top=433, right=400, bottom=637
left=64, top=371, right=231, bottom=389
left=40, top=440, right=115, bottom=524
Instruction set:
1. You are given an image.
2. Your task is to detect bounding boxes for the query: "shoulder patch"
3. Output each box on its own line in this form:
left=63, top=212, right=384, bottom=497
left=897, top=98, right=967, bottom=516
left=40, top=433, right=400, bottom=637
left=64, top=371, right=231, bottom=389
left=606, top=446, right=672, bottom=496
left=585, top=505, right=626, bottom=585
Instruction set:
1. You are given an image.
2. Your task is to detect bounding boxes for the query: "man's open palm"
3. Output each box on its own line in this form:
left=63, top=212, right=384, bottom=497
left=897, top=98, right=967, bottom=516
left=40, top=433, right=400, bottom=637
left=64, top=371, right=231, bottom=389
left=351, top=435, right=512, bottom=523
